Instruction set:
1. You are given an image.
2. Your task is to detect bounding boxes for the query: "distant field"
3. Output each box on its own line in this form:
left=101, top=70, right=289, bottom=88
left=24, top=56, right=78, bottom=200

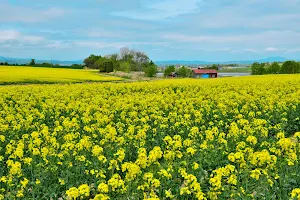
left=0, top=66, right=122, bottom=85
left=218, top=67, right=252, bottom=73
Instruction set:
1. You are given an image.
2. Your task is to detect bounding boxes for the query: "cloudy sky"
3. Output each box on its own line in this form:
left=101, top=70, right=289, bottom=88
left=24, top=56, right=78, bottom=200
left=1, top=0, right=300, bottom=61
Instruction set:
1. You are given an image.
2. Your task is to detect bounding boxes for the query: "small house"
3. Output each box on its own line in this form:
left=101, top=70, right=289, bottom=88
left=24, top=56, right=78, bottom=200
left=193, top=69, right=218, bottom=78
left=197, top=66, right=205, bottom=69
left=169, top=72, right=178, bottom=78
left=156, top=72, right=164, bottom=78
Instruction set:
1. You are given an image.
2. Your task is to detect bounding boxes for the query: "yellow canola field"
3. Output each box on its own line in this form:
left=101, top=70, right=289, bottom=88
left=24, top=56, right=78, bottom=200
left=0, top=66, right=122, bottom=84
left=0, top=75, right=300, bottom=200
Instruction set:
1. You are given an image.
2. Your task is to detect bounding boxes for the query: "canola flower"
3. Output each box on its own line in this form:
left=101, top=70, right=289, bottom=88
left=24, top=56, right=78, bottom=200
left=0, top=75, right=299, bottom=199
left=0, top=66, right=122, bottom=85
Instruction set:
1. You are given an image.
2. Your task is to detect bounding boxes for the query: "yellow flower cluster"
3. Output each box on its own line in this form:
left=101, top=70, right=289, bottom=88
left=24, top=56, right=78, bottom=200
left=291, top=188, right=300, bottom=200
left=0, top=75, right=299, bottom=199
left=0, top=66, right=122, bottom=84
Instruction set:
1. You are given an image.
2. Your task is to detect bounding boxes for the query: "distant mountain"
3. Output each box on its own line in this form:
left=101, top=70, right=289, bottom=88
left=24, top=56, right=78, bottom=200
left=155, top=57, right=290, bottom=66
left=0, top=56, right=293, bottom=66
left=257, top=56, right=288, bottom=63
left=155, top=60, right=217, bottom=65
left=0, top=56, right=83, bottom=65
left=155, top=60, right=212, bottom=65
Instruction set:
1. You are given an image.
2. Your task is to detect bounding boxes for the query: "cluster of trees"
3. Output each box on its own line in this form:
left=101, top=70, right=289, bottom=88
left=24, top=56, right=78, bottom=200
left=29, top=59, right=84, bottom=69
left=0, top=62, right=26, bottom=66
left=83, top=54, right=116, bottom=72
left=208, top=64, right=219, bottom=70
left=83, top=47, right=157, bottom=77
left=224, top=63, right=238, bottom=67
left=251, top=61, right=300, bottom=75
left=163, top=66, right=193, bottom=77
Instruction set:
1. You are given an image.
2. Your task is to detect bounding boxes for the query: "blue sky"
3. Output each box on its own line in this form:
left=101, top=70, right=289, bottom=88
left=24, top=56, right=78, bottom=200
left=0, top=0, right=300, bottom=61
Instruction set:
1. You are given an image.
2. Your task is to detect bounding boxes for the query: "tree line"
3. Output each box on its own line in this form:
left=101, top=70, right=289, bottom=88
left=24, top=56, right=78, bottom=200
left=251, top=61, right=300, bottom=75
left=0, top=59, right=84, bottom=69
left=0, top=62, right=29, bottom=66
left=83, top=47, right=158, bottom=77
left=0, top=62, right=10, bottom=66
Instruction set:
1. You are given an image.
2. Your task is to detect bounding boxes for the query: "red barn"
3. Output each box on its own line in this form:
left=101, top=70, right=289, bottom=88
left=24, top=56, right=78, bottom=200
left=193, top=69, right=218, bottom=78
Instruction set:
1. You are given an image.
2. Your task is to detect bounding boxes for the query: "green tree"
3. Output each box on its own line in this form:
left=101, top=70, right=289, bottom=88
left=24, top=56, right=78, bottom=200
left=267, top=62, right=280, bottom=74
left=107, top=54, right=120, bottom=71
left=93, top=57, right=105, bottom=70
left=144, top=61, right=157, bottom=77
left=84, top=54, right=102, bottom=69
left=210, top=64, right=218, bottom=70
left=177, top=66, right=191, bottom=77
left=119, top=61, right=131, bottom=73
left=104, top=61, right=114, bottom=72
left=281, top=61, right=300, bottom=74
left=164, top=65, right=175, bottom=77
left=120, top=47, right=135, bottom=63
left=251, top=62, right=259, bottom=75
left=134, top=51, right=150, bottom=71
left=29, top=59, right=35, bottom=66
left=251, top=62, right=266, bottom=75
left=84, top=48, right=153, bottom=72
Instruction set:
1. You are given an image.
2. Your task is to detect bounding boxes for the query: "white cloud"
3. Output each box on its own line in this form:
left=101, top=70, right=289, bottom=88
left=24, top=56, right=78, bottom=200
left=146, top=0, right=201, bottom=15
left=0, top=30, right=20, bottom=42
left=2, top=0, right=300, bottom=60
left=265, top=47, right=279, bottom=52
left=0, top=30, right=44, bottom=44
left=73, top=41, right=125, bottom=49
left=286, top=48, right=300, bottom=52
left=45, top=41, right=72, bottom=49
left=0, top=28, right=169, bottom=52
left=73, top=41, right=169, bottom=49
left=112, top=0, right=202, bottom=20
left=87, top=29, right=126, bottom=38
left=244, top=48, right=258, bottom=53
left=0, top=4, right=65, bottom=23
left=162, top=31, right=300, bottom=46
left=176, top=0, right=300, bottom=32
left=196, top=13, right=300, bottom=29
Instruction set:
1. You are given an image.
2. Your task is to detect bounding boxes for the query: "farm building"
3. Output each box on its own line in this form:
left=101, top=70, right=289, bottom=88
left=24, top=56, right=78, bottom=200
left=193, top=69, right=218, bottom=78
left=169, top=72, right=178, bottom=78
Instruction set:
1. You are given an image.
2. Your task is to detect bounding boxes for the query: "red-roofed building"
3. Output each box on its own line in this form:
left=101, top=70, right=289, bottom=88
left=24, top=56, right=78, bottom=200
left=193, top=69, right=218, bottom=78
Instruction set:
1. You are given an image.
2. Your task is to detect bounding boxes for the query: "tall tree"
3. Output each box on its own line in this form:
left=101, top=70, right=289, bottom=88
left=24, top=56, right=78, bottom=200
left=106, top=53, right=120, bottom=71
left=134, top=51, right=150, bottom=71
left=120, top=47, right=135, bottom=63
left=84, top=54, right=102, bottom=68
left=29, top=59, right=35, bottom=66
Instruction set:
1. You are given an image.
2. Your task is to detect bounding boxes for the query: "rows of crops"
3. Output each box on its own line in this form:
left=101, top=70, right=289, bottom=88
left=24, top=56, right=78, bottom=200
left=0, top=66, right=122, bottom=85
left=0, top=75, right=300, bottom=199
